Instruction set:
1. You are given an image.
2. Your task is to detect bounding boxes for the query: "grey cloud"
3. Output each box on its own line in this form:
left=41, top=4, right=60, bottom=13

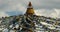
left=0, top=0, right=60, bottom=10
left=0, top=0, right=60, bottom=18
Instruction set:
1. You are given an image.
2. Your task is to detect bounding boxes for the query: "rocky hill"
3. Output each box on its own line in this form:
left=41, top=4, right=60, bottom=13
left=0, top=15, right=60, bottom=32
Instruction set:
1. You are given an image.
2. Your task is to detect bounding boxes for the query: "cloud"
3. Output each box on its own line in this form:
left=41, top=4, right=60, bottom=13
left=54, top=9, right=60, bottom=17
left=0, top=0, right=60, bottom=18
left=0, top=11, right=9, bottom=18
left=35, top=9, right=60, bottom=18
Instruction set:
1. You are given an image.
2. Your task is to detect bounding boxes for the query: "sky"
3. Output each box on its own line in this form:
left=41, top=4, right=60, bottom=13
left=0, top=0, right=60, bottom=18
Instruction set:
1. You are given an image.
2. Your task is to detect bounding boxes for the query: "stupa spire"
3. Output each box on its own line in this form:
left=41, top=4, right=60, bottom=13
left=28, top=2, right=32, bottom=6
left=25, top=2, right=35, bottom=15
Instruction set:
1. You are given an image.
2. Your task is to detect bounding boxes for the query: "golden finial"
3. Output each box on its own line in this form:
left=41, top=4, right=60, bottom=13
left=28, top=2, right=32, bottom=6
